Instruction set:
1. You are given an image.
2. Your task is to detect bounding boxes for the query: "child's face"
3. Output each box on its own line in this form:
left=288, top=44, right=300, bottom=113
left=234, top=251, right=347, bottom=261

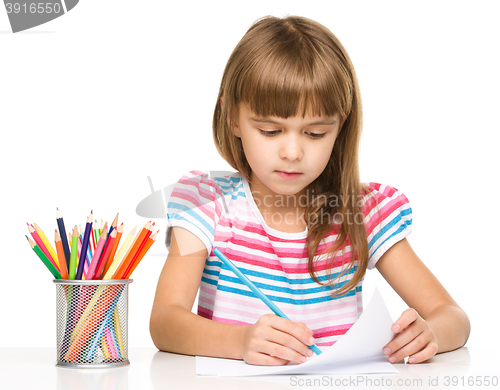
left=232, top=102, right=341, bottom=202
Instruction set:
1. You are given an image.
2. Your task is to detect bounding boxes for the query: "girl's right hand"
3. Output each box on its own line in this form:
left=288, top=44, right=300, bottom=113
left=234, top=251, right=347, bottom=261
left=242, top=314, right=316, bottom=365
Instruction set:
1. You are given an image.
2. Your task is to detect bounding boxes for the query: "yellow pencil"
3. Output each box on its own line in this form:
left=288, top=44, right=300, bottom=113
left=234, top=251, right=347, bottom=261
left=102, top=226, right=136, bottom=280
left=34, top=223, right=60, bottom=269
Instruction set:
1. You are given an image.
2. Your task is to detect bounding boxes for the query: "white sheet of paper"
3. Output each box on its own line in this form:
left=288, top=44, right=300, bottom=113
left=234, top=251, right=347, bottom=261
left=196, top=288, right=400, bottom=376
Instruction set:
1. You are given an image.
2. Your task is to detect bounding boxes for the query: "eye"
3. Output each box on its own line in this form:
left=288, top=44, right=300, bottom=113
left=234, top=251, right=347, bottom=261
left=306, top=132, right=326, bottom=139
left=259, top=130, right=280, bottom=137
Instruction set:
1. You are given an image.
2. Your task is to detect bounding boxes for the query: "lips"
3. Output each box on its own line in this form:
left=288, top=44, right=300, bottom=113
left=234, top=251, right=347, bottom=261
left=276, top=171, right=302, bottom=180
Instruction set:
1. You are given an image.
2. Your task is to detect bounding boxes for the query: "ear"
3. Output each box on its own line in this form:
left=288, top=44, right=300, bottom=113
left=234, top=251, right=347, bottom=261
left=223, top=98, right=241, bottom=138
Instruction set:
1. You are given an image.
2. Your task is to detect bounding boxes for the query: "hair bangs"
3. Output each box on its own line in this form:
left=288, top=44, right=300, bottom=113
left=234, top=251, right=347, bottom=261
left=235, top=31, right=350, bottom=121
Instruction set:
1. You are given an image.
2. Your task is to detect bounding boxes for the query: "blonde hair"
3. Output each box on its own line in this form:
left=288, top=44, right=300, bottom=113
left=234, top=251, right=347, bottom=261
left=213, top=15, right=370, bottom=298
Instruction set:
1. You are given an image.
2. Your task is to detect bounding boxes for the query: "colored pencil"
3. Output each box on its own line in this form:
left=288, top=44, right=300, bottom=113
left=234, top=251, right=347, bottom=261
left=26, top=236, right=62, bottom=279
left=113, top=222, right=150, bottom=280
left=109, top=213, right=119, bottom=235
left=103, top=223, right=123, bottom=276
left=93, top=229, right=117, bottom=280
left=56, top=208, right=71, bottom=271
left=55, top=230, right=69, bottom=279
left=76, top=211, right=93, bottom=280
left=85, top=223, right=108, bottom=280
left=119, top=224, right=153, bottom=279
left=69, top=226, right=79, bottom=280
left=102, top=226, right=136, bottom=280
left=212, top=247, right=323, bottom=356
left=124, top=230, right=158, bottom=279
left=34, top=223, right=60, bottom=269
left=28, top=223, right=59, bottom=272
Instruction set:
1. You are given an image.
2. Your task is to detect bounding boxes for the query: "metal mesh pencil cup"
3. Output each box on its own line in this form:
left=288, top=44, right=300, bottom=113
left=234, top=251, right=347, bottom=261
left=54, top=279, right=133, bottom=368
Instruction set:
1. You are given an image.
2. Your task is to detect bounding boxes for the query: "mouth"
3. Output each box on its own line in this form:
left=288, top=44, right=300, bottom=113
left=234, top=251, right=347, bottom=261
left=275, top=170, right=302, bottom=180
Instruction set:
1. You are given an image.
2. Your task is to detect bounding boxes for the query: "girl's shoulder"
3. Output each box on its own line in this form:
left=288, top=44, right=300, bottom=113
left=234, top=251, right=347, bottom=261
left=173, top=169, right=244, bottom=197
left=360, top=182, right=413, bottom=268
left=360, top=182, right=411, bottom=207
left=359, top=182, right=413, bottom=232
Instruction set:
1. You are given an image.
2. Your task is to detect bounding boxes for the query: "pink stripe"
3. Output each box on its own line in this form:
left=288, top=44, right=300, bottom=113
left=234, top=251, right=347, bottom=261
left=212, top=316, right=252, bottom=326
left=204, top=290, right=357, bottom=316
left=208, top=301, right=358, bottom=326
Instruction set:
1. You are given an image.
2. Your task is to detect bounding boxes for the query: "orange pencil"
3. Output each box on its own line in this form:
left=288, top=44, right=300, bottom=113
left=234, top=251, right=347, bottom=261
left=55, top=230, right=69, bottom=279
left=103, top=223, right=123, bottom=276
left=124, top=230, right=158, bottom=279
left=113, top=222, right=150, bottom=279
left=120, top=224, right=153, bottom=279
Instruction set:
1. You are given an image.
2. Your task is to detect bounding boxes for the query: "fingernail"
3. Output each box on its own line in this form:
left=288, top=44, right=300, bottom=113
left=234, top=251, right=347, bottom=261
left=307, top=349, right=313, bottom=357
left=392, top=324, right=400, bottom=332
left=301, top=356, right=307, bottom=363
left=389, top=356, right=397, bottom=363
left=308, top=337, right=315, bottom=345
left=383, top=347, right=391, bottom=355
left=409, top=357, right=416, bottom=364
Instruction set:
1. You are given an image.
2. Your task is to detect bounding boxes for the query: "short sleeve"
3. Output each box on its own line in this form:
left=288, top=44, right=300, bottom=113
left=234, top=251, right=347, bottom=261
left=165, top=170, right=224, bottom=256
left=362, top=183, right=413, bottom=269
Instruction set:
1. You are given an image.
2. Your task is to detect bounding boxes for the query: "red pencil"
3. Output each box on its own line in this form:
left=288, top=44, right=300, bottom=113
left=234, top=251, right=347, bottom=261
left=93, top=229, right=117, bottom=280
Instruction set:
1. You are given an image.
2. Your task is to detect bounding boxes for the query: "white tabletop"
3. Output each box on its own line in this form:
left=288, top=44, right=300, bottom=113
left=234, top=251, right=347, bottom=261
left=0, top=346, right=497, bottom=390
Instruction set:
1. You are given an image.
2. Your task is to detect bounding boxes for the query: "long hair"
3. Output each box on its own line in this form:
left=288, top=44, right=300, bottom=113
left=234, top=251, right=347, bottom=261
left=213, top=15, right=370, bottom=298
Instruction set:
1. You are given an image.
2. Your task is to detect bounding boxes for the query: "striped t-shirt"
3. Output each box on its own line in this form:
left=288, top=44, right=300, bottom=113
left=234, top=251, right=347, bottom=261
left=165, top=170, right=413, bottom=347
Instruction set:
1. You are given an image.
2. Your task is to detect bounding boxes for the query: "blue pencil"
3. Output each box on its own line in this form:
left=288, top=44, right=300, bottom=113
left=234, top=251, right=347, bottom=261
left=76, top=212, right=93, bottom=280
left=212, top=247, right=322, bottom=356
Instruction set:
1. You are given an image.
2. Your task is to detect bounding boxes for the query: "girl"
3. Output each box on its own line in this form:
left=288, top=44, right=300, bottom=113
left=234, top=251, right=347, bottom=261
left=150, top=15, right=470, bottom=366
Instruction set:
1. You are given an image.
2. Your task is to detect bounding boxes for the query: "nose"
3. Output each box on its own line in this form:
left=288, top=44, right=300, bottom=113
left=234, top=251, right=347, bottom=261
left=278, top=134, right=304, bottom=161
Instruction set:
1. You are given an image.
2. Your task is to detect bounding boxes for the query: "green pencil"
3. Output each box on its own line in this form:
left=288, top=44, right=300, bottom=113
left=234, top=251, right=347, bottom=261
left=26, top=235, right=61, bottom=279
left=69, top=225, right=79, bottom=280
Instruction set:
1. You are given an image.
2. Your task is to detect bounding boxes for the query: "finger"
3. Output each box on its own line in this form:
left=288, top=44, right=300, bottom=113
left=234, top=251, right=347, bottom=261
left=262, top=330, right=312, bottom=364
left=267, top=317, right=315, bottom=350
left=384, top=322, right=423, bottom=358
left=296, top=322, right=314, bottom=335
left=387, top=333, right=430, bottom=364
left=408, top=342, right=438, bottom=364
left=244, top=351, right=291, bottom=366
left=391, top=308, right=419, bottom=334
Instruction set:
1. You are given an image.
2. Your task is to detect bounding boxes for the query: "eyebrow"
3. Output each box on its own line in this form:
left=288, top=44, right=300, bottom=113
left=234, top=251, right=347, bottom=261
left=249, top=117, right=337, bottom=126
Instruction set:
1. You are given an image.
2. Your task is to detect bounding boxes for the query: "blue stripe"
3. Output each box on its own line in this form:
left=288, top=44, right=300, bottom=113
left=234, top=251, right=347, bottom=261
left=368, top=208, right=412, bottom=259
left=201, top=279, right=361, bottom=304
left=168, top=201, right=214, bottom=235
left=204, top=261, right=356, bottom=286
left=370, top=221, right=412, bottom=260
left=167, top=214, right=213, bottom=248
left=202, top=268, right=356, bottom=295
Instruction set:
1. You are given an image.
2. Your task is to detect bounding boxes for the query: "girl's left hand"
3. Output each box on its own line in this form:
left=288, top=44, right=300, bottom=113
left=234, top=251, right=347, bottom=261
left=383, top=308, right=439, bottom=364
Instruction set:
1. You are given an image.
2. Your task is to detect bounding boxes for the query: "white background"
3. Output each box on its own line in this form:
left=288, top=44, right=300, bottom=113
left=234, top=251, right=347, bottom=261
left=1, top=0, right=499, bottom=353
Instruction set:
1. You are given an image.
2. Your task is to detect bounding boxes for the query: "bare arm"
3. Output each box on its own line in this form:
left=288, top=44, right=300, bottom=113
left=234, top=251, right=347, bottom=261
left=376, top=238, right=471, bottom=363
left=149, top=227, right=314, bottom=364
left=149, top=227, right=247, bottom=359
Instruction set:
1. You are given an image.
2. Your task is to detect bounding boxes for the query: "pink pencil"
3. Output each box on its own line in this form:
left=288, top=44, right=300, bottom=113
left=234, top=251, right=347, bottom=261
left=85, top=223, right=108, bottom=279
left=27, top=223, right=59, bottom=271
left=105, top=327, right=119, bottom=359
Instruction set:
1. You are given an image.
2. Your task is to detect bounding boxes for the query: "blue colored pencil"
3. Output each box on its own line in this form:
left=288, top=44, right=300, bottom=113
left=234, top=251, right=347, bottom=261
left=212, top=247, right=322, bottom=356
left=76, top=211, right=93, bottom=280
